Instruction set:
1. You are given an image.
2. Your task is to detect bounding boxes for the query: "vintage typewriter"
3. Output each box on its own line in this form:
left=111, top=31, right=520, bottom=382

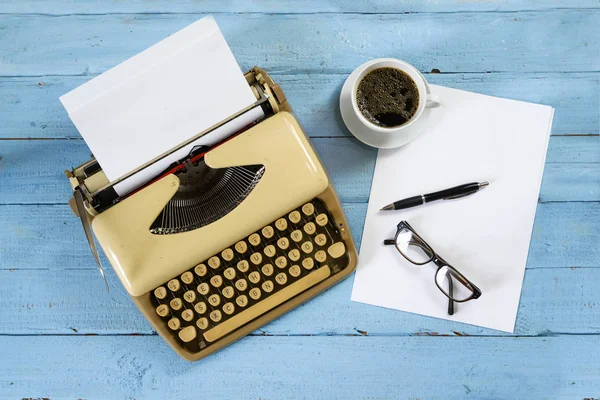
left=65, top=67, right=358, bottom=361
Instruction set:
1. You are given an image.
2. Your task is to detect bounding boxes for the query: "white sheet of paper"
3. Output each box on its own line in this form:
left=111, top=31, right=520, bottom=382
left=351, top=85, right=554, bottom=332
left=60, top=16, right=262, bottom=195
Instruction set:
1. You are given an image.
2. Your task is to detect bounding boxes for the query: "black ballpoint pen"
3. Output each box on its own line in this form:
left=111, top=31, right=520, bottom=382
left=380, top=181, right=489, bottom=211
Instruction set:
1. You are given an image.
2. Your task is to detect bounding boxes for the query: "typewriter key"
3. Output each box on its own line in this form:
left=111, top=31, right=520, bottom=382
left=178, top=326, right=197, bottom=343
left=156, top=304, right=169, bottom=317
left=223, top=286, right=234, bottom=299
left=288, top=249, right=301, bottom=262
left=210, top=275, right=223, bottom=288
left=262, top=280, right=274, bottom=293
left=183, top=290, right=196, bottom=303
left=264, top=245, right=276, bottom=258
left=262, top=264, right=274, bottom=276
left=221, top=248, right=234, bottom=262
left=315, top=213, right=328, bottom=226
left=289, top=210, right=301, bottom=224
left=275, top=218, right=288, bottom=231
left=275, top=256, right=287, bottom=269
left=303, top=222, right=316, bottom=235
left=181, top=271, right=194, bottom=285
left=236, top=295, right=248, bottom=307
left=327, top=242, right=346, bottom=259
left=197, top=283, right=210, bottom=295
left=275, top=273, right=288, bottom=285
left=208, top=256, right=221, bottom=269
left=249, top=287, right=262, bottom=300
left=315, top=250, right=327, bottom=263
left=235, top=279, right=248, bottom=291
left=168, top=318, right=181, bottom=330
left=194, top=302, right=207, bottom=314
left=210, top=310, right=222, bottom=322
left=223, top=267, right=236, bottom=280
left=250, top=252, right=263, bottom=265
left=154, top=286, right=167, bottom=300
left=167, top=279, right=181, bottom=292
left=237, top=260, right=250, bottom=273
left=302, top=258, right=315, bottom=270
left=170, top=298, right=183, bottom=311
left=235, top=241, right=248, bottom=254
left=181, top=309, right=194, bottom=322
left=291, top=230, right=303, bottom=242
left=261, top=226, right=274, bottom=239
left=315, top=234, right=327, bottom=247
left=301, top=241, right=314, bottom=254
left=277, top=237, right=290, bottom=250
left=248, top=271, right=261, bottom=284
left=209, top=294, right=221, bottom=307
left=302, top=203, right=315, bottom=216
left=197, top=317, right=209, bottom=330
left=194, top=263, right=207, bottom=277
left=289, top=265, right=301, bottom=278
left=223, top=302, right=235, bottom=315
left=248, top=234, right=261, bottom=246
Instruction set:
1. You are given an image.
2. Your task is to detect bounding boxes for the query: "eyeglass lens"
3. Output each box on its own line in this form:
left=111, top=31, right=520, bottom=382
left=395, top=227, right=434, bottom=264
left=435, top=266, right=474, bottom=301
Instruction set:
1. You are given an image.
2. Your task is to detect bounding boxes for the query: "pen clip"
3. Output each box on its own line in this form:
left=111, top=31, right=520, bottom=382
left=443, top=189, right=478, bottom=200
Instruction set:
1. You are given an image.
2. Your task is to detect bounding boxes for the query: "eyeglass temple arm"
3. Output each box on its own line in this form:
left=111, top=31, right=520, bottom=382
left=447, top=272, right=455, bottom=315
left=383, top=239, right=395, bottom=245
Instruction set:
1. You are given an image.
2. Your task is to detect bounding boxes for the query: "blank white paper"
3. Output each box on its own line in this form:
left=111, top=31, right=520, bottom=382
left=351, top=85, right=554, bottom=332
left=60, top=16, right=262, bottom=195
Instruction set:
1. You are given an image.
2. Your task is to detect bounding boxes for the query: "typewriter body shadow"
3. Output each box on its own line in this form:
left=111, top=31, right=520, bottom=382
left=66, top=68, right=358, bottom=361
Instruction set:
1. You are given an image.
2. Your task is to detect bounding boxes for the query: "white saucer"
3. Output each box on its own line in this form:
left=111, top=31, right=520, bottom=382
left=339, top=68, right=436, bottom=149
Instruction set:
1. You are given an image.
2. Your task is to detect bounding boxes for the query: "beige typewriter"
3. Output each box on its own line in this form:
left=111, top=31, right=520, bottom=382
left=65, top=67, right=358, bottom=361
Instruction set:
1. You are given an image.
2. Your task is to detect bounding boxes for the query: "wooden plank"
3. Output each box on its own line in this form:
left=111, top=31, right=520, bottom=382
left=0, top=136, right=597, bottom=205
left=1, top=266, right=598, bottom=336
left=0, top=12, right=598, bottom=76
left=1, top=73, right=598, bottom=139
left=1, top=0, right=598, bottom=14
left=0, top=335, right=598, bottom=399
left=0, top=202, right=597, bottom=272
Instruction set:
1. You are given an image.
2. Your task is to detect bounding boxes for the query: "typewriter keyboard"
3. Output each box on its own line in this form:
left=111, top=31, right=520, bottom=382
left=151, top=199, right=349, bottom=352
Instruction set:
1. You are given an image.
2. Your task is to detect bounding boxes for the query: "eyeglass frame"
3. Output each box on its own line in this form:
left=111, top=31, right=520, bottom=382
left=384, top=220, right=482, bottom=315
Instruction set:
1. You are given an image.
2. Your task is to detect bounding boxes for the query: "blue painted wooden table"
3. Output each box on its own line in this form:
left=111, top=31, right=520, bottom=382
left=1, top=1, right=599, bottom=399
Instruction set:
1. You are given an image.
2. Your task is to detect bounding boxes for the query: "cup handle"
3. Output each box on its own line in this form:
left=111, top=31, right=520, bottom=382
left=425, top=94, right=441, bottom=109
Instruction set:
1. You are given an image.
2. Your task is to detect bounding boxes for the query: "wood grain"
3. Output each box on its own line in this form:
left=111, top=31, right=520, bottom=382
left=0, top=335, right=598, bottom=399
left=1, top=73, right=598, bottom=139
left=1, top=12, right=598, bottom=76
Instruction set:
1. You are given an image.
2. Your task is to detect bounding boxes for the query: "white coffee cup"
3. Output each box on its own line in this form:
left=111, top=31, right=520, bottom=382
left=340, top=58, right=441, bottom=148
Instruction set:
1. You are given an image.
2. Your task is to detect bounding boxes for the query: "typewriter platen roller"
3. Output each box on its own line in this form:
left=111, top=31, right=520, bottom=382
left=66, top=67, right=358, bottom=361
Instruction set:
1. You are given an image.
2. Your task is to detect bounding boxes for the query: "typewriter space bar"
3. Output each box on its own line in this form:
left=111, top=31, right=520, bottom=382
left=203, top=265, right=331, bottom=343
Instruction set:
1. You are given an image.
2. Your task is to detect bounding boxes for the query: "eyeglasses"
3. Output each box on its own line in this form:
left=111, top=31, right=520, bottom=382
left=384, top=221, right=482, bottom=315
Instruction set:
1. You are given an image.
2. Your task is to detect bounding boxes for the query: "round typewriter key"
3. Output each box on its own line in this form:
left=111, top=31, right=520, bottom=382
left=301, top=241, right=314, bottom=254
left=275, top=256, right=287, bottom=269
left=154, top=286, right=167, bottom=300
left=249, top=271, right=261, bottom=284
left=194, top=302, right=207, bottom=314
left=197, top=317, right=209, bottom=330
left=302, top=258, right=315, bottom=270
left=183, top=290, right=196, bottom=303
left=275, top=218, right=288, bottom=231
left=264, top=245, right=276, bottom=258
left=289, top=265, right=301, bottom=278
left=210, top=275, right=223, bottom=288
left=181, top=271, right=194, bottom=285
left=223, top=302, right=235, bottom=315
left=221, top=248, right=234, bottom=262
left=275, top=272, right=288, bottom=285
left=170, top=298, right=183, bottom=311
left=224, top=267, right=236, bottom=280
left=249, top=287, right=262, bottom=300
left=178, top=326, right=197, bottom=343
left=291, top=230, right=303, bottom=242
left=250, top=252, right=263, bottom=265
left=261, top=225, right=275, bottom=239
left=168, top=317, right=181, bottom=330
left=236, top=295, right=248, bottom=307
left=197, top=282, right=210, bottom=295
left=248, top=233, right=261, bottom=246
left=315, top=250, right=327, bottom=263
left=181, top=309, right=194, bottom=322
left=194, top=263, right=208, bottom=277
left=262, top=263, right=274, bottom=276
left=237, top=260, right=250, bottom=273
left=156, top=304, right=169, bottom=317
left=208, top=256, right=221, bottom=269
left=235, top=240, right=248, bottom=254
left=223, top=286, right=235, bottom=299
left=288, top=249, right=301, bottom=262
left=316, top=213, right=328, bottom=227
left=262, top=280, right=274, bottom=293
left=210, top=309, right=222, bottom=322
left=302, top=203, right=315, bottom=216
left=209, top=294, right=221, bottom=307
left=289, top=210, right=301, bottom=224
left=167, top=279, right=181, bottom=292
left=235, top=279, right=248, bottom=291
left=315, top=234, right=328, bottom=247
left=277, top=237, right=290, bottom=250
left=303, top=222, right=316, bottom=235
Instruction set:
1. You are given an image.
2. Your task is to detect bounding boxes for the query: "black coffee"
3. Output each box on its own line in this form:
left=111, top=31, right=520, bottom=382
left=356, top=67, right=420, bottom=128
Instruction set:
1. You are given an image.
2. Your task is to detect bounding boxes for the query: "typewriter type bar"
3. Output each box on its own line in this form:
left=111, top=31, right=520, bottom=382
left=65, top=67, right=358, bottom=361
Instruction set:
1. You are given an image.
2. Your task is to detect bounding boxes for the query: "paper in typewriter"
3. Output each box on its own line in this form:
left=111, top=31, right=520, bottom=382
left=351, top=86, right=554, bottom=333
left=60, top=16, right=263, bottom=195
